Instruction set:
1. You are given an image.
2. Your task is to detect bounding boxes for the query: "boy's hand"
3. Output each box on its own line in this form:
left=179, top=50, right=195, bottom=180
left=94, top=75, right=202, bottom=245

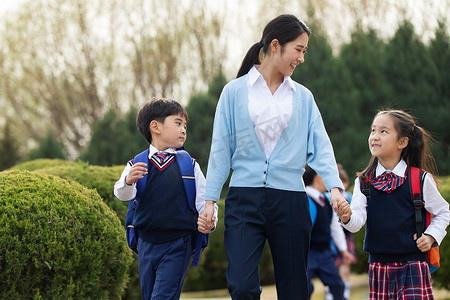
left=414, top=233, right=436, bottom=252
left=200, top=200, right=215, bottom=230
left=197, top=214, right=215, bottom=233
left=125, top=162, right=148, bottom=185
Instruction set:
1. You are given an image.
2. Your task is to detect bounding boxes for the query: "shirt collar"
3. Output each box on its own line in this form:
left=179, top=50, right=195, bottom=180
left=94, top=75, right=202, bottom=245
left=247, top=65, right=296, bottom=91
left=375, top=159, right=407, bottom=177
left=149, top=144, right=176, bottom=158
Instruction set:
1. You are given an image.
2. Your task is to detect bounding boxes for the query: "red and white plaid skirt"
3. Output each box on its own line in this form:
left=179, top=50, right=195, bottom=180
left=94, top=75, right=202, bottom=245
left=369, top=261, right=434, bottom=300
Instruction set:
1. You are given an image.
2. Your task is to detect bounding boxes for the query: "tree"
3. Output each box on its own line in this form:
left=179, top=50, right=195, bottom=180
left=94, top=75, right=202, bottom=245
left=28, top=130, right=66, bottom=160
left=0, top=0, right=224, bottom=159
left=184, top=71, right=227, bottom=172
left=0, top=120, right=21, bottom=170
left=429, top=20, right=450, bottom=174
left=79, top=108, right=147, bottom=166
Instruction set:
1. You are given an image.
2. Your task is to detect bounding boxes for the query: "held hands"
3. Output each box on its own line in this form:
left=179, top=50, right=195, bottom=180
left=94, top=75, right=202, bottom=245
left=197, top=214, right=216, bottom=234
left=198, top=200, right=215, bottom=233
left=330, top=188, right=352, bottom=223
left=413, top=233, right=436, bottom=252
left=125, top=162, right=148, bottom=185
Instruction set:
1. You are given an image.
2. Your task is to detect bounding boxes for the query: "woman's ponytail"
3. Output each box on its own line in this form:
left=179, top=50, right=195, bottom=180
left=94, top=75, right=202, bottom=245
left=236, top=42, right=263, bottom=78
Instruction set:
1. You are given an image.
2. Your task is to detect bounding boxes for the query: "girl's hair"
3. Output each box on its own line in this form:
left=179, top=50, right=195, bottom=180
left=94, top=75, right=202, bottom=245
left=236, top=14, right=310, bottom=78
left=358, top=109, right=438, bottom=180
left=136, top=98, right=188, bottom=144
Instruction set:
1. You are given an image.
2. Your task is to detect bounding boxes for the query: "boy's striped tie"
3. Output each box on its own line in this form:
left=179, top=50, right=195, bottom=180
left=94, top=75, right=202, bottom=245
left=150, top=151, right=174, bottom=170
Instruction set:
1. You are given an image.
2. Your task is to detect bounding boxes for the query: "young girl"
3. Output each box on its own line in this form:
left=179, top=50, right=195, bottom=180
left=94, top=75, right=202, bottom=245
left=200, top=14, right=346, bottom=300
left=338, top=110, right=450, bottom=299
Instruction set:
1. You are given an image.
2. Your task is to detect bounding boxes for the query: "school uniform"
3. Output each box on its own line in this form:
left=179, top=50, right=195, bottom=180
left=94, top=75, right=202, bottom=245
left=342, top=159, right=450, bottom=299
left=306, top=186, right=346, bottom=300
left=114, top=145, right=218, bottom=300
left=205, top=66, right=344, bottom=300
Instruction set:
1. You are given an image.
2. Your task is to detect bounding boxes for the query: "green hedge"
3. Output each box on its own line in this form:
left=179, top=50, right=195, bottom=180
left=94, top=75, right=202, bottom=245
left=352, top=176, right=450, bottom=288
left=12, top=161, right=141, bottom=300
left=0, top=170, right=133, bottom=299
left=11, top=158, right=77, bottom=171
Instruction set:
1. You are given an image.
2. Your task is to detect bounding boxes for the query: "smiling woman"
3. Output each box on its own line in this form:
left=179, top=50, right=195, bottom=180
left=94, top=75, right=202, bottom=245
left=201, top=14, right=347, bottom=300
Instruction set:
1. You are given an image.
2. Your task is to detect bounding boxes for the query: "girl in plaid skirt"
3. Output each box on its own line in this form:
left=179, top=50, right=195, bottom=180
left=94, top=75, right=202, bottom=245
left=337, top=110, right=450, bottom=300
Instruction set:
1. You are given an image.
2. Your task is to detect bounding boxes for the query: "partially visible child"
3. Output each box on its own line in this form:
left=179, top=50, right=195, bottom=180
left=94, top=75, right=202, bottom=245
left=114, top=98, right=218, bottom=299
left=304, top=165, right=354, bottom=300
left=338, top=110, right=450, bottom=299
left=325, top=164, right=358, bottom=300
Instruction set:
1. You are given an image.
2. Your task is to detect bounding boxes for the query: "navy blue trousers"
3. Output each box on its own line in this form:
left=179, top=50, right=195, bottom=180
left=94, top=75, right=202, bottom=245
left=307, top=248, right=345, bottom=300
left=225, top=187, right=312, bottom=300
left=138, top=235, right=192, bottom=300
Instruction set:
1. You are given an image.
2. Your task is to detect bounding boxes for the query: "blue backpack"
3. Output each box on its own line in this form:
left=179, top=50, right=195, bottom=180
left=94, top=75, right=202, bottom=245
left=124, top=148, right=209, bottom=266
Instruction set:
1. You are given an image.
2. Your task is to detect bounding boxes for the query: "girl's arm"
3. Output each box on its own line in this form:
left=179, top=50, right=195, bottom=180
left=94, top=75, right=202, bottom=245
left=423, top=173, right=450, bottom=246
left=340, top=177, right=367, bottom=232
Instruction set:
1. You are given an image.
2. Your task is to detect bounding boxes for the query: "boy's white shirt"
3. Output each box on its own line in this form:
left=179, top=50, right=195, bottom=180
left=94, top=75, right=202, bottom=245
left=306, top=186, right=348, bottom=252
left=114, top=145, right=218, bottom=227
left=342, top=159, right=450, bottom=245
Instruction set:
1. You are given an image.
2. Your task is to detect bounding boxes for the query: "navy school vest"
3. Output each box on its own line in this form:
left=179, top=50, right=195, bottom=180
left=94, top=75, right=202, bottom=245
left=309, top=196, right=333, bottom=251
left=364, top=181, right=427, bottom=263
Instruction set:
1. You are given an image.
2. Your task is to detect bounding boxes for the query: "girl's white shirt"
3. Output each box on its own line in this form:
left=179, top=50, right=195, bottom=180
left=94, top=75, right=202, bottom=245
left=342, top=159, right=450, bottom=245
left=247, top=65, right=294, bottom=158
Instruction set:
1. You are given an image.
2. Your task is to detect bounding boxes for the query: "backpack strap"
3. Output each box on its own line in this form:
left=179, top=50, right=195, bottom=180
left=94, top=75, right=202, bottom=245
left=408, top=166, right=425, bottom=237
left=175, top=149, right=207, bottom=266
left=360, top=170, right=374, bottom=201
left=175, top=150, right=196, bottom=211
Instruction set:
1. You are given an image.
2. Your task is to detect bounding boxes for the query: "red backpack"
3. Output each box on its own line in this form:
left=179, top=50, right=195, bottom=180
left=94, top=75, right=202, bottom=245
left=360, top=166, right=440, bottom=273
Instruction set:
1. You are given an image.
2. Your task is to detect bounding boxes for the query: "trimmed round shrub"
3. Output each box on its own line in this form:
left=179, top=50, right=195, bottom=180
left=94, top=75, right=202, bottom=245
left=11, top=158, right=76, bottom=171
left=37, top=163, right=128, bottom=224
left=0, top=170, right=133, bottom=299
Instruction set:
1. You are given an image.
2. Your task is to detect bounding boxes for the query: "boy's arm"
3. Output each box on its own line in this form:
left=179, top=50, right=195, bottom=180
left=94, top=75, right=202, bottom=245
left=330, top=211, right=347, bottom=252
left=114, top=161, right=147, bottom=201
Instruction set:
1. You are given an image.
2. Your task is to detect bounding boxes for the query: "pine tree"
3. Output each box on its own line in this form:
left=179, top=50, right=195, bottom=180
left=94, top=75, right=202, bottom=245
left=0, top=121, right=21, bottom=170
left=28, top=130, right=66, bottom=160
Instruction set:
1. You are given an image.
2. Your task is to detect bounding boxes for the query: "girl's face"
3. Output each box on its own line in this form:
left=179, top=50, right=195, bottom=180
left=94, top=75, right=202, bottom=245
left=368, top=114, right=408, bottom=164
left=275, top=32, right=309, bottom=76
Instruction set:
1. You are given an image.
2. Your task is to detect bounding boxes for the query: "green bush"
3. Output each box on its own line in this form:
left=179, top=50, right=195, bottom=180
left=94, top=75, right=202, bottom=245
left=30, top=162, right=141, bottom=299
left=37, top=163, right=128, bottom=224
left=0, top=170, right=133, bottom=299
left=352, top=176, right=450, bottom=289
left=11, top=158, right=76, bottom=171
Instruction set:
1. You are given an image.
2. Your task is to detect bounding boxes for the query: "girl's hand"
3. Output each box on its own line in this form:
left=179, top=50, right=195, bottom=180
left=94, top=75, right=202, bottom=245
left=413, top=233, right=436, bottom=252
left=197, top=214, right=215, bottom=233
left=338, top=202, right=352, bottom=224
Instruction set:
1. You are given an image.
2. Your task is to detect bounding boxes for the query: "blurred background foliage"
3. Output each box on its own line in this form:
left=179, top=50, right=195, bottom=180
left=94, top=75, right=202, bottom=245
left=1, top=0, right=449, bottom=297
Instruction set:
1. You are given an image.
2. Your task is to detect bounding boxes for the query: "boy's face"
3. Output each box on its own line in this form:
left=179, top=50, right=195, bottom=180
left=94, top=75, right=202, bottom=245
left=152, top=114, right=187, bottom=150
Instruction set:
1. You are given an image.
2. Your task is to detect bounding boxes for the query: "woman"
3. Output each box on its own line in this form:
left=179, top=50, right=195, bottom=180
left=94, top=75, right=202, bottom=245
left=201, top=14, right=346, bottom=300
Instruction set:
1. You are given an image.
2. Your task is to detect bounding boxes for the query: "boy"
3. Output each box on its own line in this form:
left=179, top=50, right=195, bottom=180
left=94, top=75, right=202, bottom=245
left=303, top=165, right=353, bottom=300
left=114, top=98, right=217, bottom=299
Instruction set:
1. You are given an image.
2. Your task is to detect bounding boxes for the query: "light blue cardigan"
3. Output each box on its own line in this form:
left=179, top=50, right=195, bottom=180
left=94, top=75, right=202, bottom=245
left=205, top=75, right=343, bottom=202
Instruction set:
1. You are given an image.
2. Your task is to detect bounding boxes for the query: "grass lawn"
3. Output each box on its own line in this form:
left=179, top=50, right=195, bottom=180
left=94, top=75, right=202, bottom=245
left=181, top=273, right=450, bottom=300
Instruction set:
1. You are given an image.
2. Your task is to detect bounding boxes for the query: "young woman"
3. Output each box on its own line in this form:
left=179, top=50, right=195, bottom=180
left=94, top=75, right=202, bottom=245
left=200, top=14, right=346, bottom=299
left=338, top=110, right=450, bottom=299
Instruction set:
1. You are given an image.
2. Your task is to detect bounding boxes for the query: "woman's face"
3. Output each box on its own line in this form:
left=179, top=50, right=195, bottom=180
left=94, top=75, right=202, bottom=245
left=276, top=32, right=309, bottom=77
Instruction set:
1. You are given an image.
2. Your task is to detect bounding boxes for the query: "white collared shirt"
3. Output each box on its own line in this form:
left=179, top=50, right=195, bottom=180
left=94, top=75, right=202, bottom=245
left=114, top=145, right=218, bottom=224
left=306, top=186, right=348, bottom=252
left=247, top=65, right=294, bottom=158
left=342, top=159, right=450, bottom=245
